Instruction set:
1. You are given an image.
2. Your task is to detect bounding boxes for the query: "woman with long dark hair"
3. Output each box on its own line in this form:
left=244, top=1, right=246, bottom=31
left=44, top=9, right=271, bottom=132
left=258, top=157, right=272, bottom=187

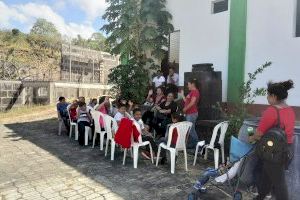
left=153, top=92, right=178, bottom=137
left=249, top=80, right=295, bottom=200
left=142, top=86, right=166, bottom=126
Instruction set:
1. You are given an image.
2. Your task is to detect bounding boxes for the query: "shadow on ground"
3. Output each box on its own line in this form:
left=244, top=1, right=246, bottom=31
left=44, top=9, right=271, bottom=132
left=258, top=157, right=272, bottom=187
left=2, top=118, right=233, bottom=200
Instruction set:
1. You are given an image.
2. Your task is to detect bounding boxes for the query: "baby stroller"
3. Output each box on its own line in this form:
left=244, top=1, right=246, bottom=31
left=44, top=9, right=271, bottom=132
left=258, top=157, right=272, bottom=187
left=189, top=136, right=256, bottom=200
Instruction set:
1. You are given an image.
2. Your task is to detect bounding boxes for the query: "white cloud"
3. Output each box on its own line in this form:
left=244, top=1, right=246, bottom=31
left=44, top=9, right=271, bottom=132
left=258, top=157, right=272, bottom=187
left=70, top=0, right=108, bottom=20
left=0, top=1, right=96, bottom=38
left=0, top=1, right=27, bottom=27
left=53, top=0, right=66, bottom=11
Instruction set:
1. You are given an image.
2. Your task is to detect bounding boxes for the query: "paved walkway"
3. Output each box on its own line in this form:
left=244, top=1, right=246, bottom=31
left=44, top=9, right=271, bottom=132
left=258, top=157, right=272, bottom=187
left=0, top=117, right=248, bottom=200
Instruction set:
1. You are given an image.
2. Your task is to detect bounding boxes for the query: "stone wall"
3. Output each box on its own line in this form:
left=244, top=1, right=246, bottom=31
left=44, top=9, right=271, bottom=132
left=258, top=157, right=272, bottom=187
left=49, top=82, right=111, bottom=104
left=0, top=81, right=23, bottom=111
left=0, top=80, right=112, bottom=111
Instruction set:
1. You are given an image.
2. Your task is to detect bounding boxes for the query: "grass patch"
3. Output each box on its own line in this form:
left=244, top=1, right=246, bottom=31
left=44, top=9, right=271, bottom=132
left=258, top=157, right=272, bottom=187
left=0, top=104, right=55, bottom=119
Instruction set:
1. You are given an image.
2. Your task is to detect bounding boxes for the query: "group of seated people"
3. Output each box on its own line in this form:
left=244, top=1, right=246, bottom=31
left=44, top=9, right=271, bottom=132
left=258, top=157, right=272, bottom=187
left=56, top=66, right=202, bottom=166
left=56, top=80, right=198, bottom=165
left=56, top=78, right=296, bottom=200
left=57, top=96, right=99, bottom=145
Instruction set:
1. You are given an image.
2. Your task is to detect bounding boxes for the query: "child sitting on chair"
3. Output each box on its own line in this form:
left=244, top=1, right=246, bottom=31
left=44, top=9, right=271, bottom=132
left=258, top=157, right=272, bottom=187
left=57, top=96, right=70, bottom=133
left=114, top=103, right=131, bottom=125
left=131, top=108, right=157, bottom=159
left=77, top=102, right=93, bottom=146
left=68, top=100, right=78, bottom=123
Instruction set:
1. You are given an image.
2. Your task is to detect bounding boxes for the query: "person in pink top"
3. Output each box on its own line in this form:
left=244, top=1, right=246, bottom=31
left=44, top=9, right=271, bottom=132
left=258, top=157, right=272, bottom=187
left=181, top=78, right=200, bottom=148
left=95, top=96, right=110, bottom=128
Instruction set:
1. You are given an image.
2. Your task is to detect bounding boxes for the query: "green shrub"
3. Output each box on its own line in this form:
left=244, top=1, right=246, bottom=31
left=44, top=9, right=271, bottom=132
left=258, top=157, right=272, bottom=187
left=219, top=62, right=272, bottom=137
left=108, top=60, right=149, bottom=104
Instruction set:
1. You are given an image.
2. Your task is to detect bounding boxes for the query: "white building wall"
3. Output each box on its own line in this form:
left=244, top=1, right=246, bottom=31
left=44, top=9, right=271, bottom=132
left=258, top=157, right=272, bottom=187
left=166, top=0, right=230, bottom=101
left=245, top=0, right=300, bottom=106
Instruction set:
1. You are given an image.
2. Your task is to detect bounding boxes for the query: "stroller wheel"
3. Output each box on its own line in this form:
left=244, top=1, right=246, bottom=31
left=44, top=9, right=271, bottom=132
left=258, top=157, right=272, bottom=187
left=233, top=191, right=242, bottom=200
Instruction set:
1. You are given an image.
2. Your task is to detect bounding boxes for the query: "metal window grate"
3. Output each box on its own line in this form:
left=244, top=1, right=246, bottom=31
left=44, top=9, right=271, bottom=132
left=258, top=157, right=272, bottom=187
left=169, top=31, right=180, bottom=64
left=212, top=0, right=228, bottom=14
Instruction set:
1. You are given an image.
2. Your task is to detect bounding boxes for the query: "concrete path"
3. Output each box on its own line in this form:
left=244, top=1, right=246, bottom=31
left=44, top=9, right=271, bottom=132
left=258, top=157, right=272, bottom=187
left=0, top=117, right=248, bottom=200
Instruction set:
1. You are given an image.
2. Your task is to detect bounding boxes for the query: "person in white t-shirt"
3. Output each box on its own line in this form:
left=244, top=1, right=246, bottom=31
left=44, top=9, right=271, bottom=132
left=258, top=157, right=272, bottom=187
left=152, top=70, right=166, bottom=88
left=78, top=96, right=93, bottom=113
left=167, top=67, right=179, bottom=86
left=114, top=103, right=131, bottom=125
left=132, top=108, right=157, bottom=159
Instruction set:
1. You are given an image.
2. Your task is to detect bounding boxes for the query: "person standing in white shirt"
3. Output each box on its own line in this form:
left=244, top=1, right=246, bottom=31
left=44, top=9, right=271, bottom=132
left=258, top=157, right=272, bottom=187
left=167, top=67, right=179, bottom=86
left=152, top=70, right=166, bottom=88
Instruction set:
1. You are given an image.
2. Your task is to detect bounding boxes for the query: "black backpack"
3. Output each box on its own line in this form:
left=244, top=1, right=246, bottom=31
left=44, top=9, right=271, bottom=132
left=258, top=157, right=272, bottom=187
left=255, top=107, right=289, bottom=165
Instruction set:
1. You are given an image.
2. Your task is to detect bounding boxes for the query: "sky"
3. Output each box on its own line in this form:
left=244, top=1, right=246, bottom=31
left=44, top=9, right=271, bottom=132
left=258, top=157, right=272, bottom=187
left=0, top=0, right=108, bottom=39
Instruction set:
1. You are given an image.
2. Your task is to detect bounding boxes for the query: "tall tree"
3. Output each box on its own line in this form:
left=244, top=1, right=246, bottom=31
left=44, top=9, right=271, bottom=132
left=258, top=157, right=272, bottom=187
left=87, top=33, right=108, bottom=51
left=71, top=33, right=109, bottom=52
left=30, top=18, right=61, bottom=39
left=101, top=0, right=174, bottom=66
left=101, top=0, right=174, bottom=103
left=71, top=34, right=87, bottom=47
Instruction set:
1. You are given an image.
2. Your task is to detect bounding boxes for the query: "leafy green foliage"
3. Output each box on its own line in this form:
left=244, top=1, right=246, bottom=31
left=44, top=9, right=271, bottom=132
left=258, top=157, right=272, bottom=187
left=71, top=33, right=109, bottom=52
left=11, top=29, right=20, bottom=36
left=102, top=0, right=174, bottom=101
left=0, top=29, right=61, bottom=80
left=102, top=0, right=173, bottom=65
left=108, top=60, right=149, bottom=103
left=1, top=25, right=109, bottom=80
left=219, top=62, right=272, bottom=137
left=30, top=18, right=61, bottom=39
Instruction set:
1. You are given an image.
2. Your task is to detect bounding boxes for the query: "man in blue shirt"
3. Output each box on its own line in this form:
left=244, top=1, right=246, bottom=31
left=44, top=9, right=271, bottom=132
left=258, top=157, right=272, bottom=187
left=57, top=96, right=70, bottom=133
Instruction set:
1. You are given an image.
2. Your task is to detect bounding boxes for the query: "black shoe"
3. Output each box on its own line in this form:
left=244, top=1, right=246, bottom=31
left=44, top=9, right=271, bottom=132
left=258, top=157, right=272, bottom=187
left=78, top=141, right=84, bottom=146
left=160, top=157, right=167, bottom=165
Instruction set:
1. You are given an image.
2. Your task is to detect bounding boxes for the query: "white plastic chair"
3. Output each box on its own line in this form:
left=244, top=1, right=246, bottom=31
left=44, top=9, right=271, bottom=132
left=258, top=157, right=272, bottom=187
left=192, top=140, right=205, bottom=165
left=193, top=121, right=229, bottom=169
left=123, top=121, right=154, bottom=168
left=58, top=119, right=63, bottom=136
left=103, top=115, right=119, bottom=160
left=84, top=126, right=92, bottom=146
left=156, top=121, right=193, bottom=174
left=67, top=105, right=78, bottom=140
left=91, top=111, right=106, bottom=150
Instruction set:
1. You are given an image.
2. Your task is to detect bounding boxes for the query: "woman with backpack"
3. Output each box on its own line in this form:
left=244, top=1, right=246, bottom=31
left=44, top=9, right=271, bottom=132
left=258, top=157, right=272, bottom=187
left=249, top=80, right=295, bottom=200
